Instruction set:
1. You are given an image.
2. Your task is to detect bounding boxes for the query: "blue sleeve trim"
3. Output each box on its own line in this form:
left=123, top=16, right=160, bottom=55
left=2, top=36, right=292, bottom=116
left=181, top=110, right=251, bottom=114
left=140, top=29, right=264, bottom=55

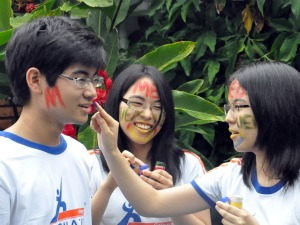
left=191, top=180, right=216, bottom=207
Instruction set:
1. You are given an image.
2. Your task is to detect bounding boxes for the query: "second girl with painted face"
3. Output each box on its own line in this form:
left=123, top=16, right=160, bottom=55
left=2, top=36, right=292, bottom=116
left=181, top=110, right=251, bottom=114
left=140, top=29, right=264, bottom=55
left=91, top=64, right=211, bottom=225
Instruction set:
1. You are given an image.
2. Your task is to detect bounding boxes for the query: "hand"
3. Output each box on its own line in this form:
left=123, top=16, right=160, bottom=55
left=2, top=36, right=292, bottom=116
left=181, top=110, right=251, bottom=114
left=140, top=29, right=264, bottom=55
left=103, top=150, right=145, bottom=191
left=140, top=169, right=173, bottom=190
left=215, top=201, right=259, bottom=225
left=90, top=103, right=119, bottom=154
left=121, top=150, right=145, bottom=175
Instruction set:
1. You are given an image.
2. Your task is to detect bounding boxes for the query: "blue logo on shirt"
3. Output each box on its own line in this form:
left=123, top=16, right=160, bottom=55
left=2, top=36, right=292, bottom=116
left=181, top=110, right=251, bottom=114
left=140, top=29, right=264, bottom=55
left=118, top=202, right=141, bottom=225
left=51, top=179, right=67, bottom=223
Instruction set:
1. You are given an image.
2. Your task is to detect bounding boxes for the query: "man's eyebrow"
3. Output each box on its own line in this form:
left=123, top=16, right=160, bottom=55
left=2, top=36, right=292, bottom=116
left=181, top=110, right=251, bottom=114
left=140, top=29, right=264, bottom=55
left=71, top=70, right=98, bottom=77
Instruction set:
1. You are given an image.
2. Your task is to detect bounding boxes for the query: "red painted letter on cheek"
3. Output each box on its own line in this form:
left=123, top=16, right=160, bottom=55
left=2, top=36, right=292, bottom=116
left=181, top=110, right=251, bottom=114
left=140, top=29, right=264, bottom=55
left=45, top=86, right=65, bottom=109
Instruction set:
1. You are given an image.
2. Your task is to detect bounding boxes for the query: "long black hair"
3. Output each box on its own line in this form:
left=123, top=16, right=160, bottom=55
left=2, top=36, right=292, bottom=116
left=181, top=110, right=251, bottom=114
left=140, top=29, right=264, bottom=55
left=101, top=64, right=184, bottom=184
left=228, top=61, right=300, bottom=188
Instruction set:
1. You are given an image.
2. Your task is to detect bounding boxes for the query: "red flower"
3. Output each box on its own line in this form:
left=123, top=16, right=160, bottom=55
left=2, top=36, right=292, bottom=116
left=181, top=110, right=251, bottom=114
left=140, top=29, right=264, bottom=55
left=25, top=3, right=36, bottom=13
left=89, top=70, right=113, bottom=113
left=62, top=124, right=77, bottom=139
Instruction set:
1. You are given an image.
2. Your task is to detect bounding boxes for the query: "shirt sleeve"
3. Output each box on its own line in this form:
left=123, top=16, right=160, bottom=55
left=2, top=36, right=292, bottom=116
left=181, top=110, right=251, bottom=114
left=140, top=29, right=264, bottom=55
left=191, top=158, right=242, bottom=207
left=178, top=151, right=207, bottom=185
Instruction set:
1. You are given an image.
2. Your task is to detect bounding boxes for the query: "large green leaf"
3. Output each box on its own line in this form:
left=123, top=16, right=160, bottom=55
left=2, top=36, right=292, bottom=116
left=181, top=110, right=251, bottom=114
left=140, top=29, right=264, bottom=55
left=176, top=123, right=215, bottom=147
left=204, top=60, right=220, bottom=85
left=173, top=90, right=224, bottom=122
left=0, top=0, right=12, bottom=31
left=60, top=1, right=81, bottom=12
left=135, top=41, right=195, bottom=71
left=268, top=18, right=293, bottom=32
left=256, top=0, right=265, bottom=16
left=105, top=29, right=119, bottom=77
left=0, top=29, right=13, bottom=46
left=81, top=0, right=113, bottom=7
left=113, top=0, right=130, bottom=27
left=78, top=126, right=98, bottom=149
left=204, top=30, right=217, bottom=53
left=279, top=33, right=300, bottom=62
left=291, top=0, right=300, bottom=21
left=176, top=79, right=204, bottom=94
left=269, top=33, right=286, bottom=59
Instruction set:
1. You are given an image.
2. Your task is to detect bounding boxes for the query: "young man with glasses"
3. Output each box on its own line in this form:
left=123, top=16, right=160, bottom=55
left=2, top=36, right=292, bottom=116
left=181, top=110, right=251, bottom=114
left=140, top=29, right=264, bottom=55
left=0, top=16, right=106, bottom=224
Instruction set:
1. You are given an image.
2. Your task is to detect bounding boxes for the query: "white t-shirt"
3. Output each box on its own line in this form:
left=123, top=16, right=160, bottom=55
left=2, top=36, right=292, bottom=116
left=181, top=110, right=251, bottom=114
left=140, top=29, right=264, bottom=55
left=191, top=158, right=300, bottom=224
left=90, top=150, right=206, bottom=225
left=0, top=131, right=94, bottom=225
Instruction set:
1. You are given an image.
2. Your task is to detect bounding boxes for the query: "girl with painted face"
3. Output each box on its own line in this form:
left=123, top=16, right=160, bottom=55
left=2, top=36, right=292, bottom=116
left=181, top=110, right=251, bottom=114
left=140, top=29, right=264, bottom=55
left=91, top=61, right=300, bottom=225
left=91, top=64, right=211, bottom=225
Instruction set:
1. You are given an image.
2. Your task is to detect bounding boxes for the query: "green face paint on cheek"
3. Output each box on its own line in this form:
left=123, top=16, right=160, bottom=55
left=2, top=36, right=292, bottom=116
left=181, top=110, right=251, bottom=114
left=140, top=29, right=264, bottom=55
left=237, top=114, right=257, bottom=129
left=120, top=107, right=138, bottom=121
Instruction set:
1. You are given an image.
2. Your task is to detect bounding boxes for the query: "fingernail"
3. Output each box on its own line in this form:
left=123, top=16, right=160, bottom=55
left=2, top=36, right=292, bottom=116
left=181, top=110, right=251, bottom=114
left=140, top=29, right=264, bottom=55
left=94, top=102, right=98, bottom=109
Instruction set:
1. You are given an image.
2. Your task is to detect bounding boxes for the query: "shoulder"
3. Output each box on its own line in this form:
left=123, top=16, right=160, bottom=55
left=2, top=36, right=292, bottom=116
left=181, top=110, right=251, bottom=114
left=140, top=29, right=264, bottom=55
left=206, top=157, right=242, bottom=176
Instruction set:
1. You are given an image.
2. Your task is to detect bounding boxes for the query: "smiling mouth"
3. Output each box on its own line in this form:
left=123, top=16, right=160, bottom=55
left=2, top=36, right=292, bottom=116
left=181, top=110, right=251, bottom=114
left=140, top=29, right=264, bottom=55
left=134, top=122, right=152, bottom=130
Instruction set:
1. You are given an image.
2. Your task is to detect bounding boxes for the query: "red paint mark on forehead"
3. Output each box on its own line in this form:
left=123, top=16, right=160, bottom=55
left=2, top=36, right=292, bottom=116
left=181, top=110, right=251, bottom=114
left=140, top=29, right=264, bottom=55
left=228, top=80, right=246, bottom=99
left=132, top=80, right=159, bottom=99
left=45, top=86, right=65, bottom=109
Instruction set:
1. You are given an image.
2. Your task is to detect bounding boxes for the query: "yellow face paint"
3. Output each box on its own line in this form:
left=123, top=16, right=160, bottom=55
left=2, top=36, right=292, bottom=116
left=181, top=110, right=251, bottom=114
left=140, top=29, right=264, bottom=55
left=118, top=77, right=165, bottom=145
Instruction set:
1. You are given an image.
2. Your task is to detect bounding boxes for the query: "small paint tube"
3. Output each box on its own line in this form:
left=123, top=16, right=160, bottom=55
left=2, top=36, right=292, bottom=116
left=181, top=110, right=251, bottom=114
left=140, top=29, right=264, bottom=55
left=230, top=195, right=243, bottom=209
left=154, top=161, right=166, bottom=170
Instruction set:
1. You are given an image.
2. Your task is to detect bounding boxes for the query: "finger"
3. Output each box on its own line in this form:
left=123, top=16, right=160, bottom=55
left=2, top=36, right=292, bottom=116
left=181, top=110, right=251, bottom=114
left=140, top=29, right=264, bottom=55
left=94, top=102, right=118, bottom=130
left=121, top=150, right=145, bottom=167
left=141, top=171, right=173, bottom=189
left=152, top=169, right=172, bottom=180
left=216, top=202, right=240, bottom=223
left=90, top=113, right=101, bottom=133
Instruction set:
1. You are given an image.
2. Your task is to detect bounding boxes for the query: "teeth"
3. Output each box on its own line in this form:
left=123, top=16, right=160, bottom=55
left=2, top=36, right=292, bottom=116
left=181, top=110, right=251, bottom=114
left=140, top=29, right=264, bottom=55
left=135, top=123, right=152, bottom=130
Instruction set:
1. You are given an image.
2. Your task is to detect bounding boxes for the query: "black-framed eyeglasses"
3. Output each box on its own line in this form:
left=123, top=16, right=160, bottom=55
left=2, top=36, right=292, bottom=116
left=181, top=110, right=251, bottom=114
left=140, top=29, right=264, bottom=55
left=223, top=103, right=250, bottom=115
left=59, top=73, right=104, bottom=89
left=121, top=98, right=165, bottom=115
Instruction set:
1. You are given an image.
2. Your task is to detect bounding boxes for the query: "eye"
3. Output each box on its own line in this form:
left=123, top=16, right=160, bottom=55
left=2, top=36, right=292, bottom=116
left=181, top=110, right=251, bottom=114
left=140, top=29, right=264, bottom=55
left=76, top=77, right=87, bottom=85
left=129, top=101, right=144, bottom=108
left=152, top=105, right=162, bottom=110
left=234, top=104, right=240, bottom=110
left=91, top=76, right=100, bottom=85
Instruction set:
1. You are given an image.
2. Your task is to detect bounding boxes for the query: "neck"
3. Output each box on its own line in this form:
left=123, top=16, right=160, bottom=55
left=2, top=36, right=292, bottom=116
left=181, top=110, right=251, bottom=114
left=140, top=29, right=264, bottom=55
left=255, top=151, right=281, bottom=187
left=6, top=107, right=63, bottom=146
left=129, top=141, right=152, bottom=164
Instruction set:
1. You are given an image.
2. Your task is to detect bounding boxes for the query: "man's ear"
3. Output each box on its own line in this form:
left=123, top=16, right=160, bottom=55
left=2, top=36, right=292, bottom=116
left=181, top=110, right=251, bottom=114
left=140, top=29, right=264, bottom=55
left=26, top=67, right=44, bottom=94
